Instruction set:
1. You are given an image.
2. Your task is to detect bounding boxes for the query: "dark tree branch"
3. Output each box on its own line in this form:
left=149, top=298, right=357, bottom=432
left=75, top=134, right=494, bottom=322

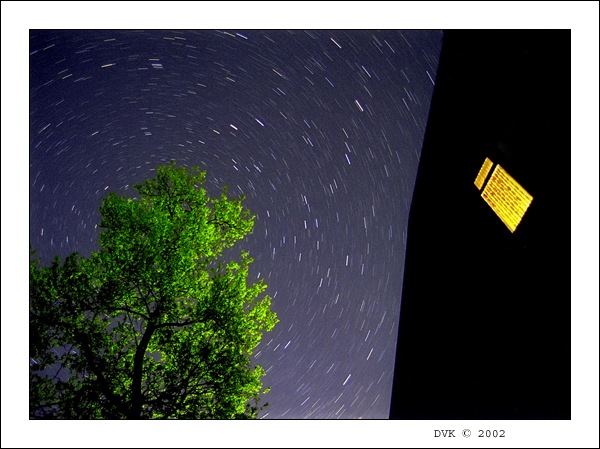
left=106, top=306, right=150, bottom=322
left=74, top=330, right=124, bottom=416
left=129, top=320, right=156, bottom=419
left=154, top=318, right=204, bottom=329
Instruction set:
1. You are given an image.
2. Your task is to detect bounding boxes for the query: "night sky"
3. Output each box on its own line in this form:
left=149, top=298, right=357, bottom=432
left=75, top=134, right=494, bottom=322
left=28, top=29, right=442, bottom=419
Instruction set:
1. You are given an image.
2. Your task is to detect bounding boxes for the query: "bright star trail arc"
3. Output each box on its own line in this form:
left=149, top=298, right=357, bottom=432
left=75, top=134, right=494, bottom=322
left=29, top=29, right=442, bottom=419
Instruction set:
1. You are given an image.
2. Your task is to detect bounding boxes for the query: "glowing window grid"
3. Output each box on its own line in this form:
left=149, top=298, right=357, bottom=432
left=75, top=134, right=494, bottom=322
left=475, top=159, right=533, bottom=233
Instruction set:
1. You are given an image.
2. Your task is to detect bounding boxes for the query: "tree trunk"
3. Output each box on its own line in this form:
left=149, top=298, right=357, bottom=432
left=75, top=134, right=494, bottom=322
left=128, top=321, right=156, bottom=418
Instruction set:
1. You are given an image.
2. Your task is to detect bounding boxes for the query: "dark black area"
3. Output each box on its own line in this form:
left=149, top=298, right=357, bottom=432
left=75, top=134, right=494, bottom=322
left=390, top=30, right=570, bottom=419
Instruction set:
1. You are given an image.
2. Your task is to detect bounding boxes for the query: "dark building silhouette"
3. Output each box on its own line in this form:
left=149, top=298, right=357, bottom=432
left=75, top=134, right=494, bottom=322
left=389, top=30, right=570, bottom=419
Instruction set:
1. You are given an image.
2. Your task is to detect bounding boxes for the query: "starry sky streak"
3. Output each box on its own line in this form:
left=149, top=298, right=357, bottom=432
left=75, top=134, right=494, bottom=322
left=29, top=29, right=442, bottom=419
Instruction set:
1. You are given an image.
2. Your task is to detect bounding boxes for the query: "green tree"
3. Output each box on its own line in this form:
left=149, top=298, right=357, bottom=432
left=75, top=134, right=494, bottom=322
left=29, top=163, right=278, bottom=419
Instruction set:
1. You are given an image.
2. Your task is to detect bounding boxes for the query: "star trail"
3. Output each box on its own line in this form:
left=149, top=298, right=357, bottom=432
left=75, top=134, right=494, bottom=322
left=29, top=29, right=442, bottom=419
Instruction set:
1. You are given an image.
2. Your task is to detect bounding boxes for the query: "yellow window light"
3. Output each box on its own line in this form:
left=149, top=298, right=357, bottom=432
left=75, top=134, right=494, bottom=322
left=480, top=164, right=533, bottom=233
left=474, top=157, right=494, bottom=190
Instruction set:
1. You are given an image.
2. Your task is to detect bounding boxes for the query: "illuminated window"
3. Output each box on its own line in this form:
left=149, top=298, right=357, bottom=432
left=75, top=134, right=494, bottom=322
left=475, top=159, right=533, bottom=233
left=474, top=157, right=494, bottom=190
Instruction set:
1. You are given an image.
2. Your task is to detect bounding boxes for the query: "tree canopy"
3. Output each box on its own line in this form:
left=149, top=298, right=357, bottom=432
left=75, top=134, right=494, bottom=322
left=30, top=163, right=278, bottom=418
